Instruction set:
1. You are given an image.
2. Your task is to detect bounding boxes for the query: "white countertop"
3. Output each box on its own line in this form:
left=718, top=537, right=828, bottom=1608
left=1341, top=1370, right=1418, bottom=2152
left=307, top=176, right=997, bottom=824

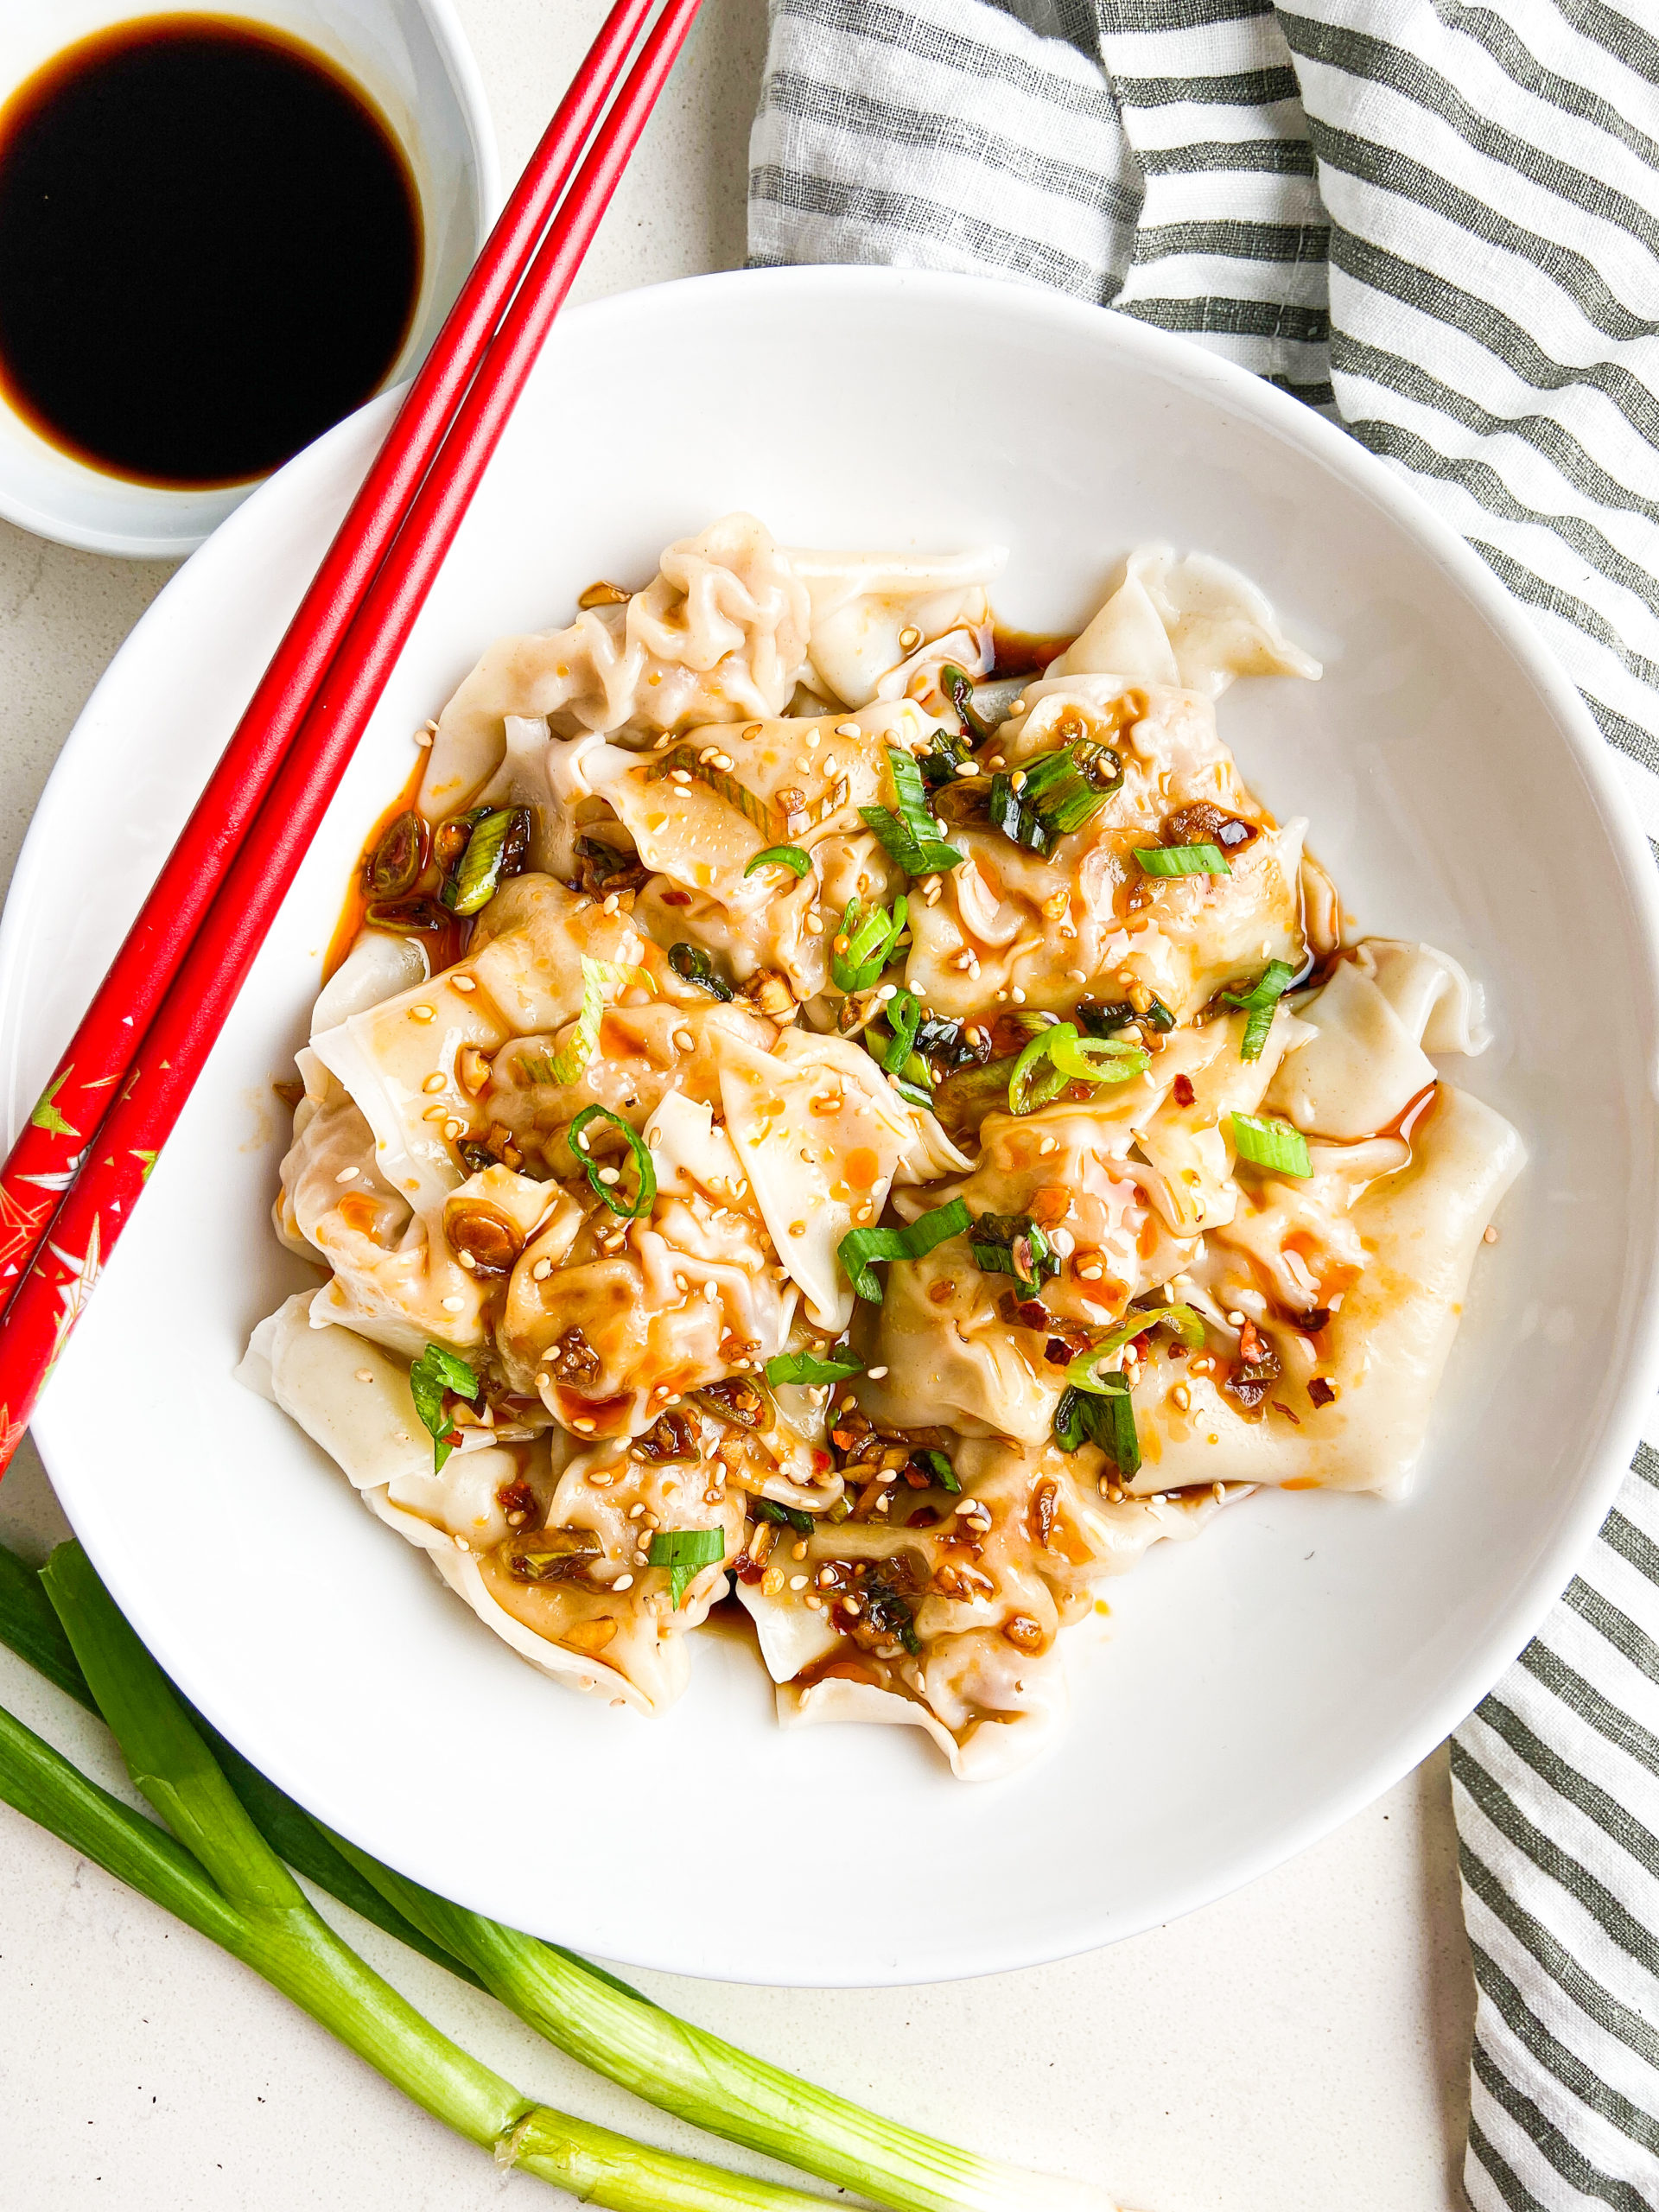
left=0, top=4, right=1473, bottom=2204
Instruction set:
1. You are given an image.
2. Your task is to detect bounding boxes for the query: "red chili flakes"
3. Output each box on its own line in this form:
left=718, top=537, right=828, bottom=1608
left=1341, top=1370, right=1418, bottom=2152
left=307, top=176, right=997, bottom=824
left=1173, top=1072, right=1196, bottom=1108
left=1307, top=1376, right=1338, bottom=1408
left=1271, top=1401, right=1302, bottom=1427
left=1236, top=1318, right=1269, bottom=1364
left=497, top=1479, right=537, bottom=1521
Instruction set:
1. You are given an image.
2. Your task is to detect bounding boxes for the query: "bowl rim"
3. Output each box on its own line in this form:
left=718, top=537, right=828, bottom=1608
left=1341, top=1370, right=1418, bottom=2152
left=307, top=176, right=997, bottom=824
left=0, top=0, right=500, bottom=562
left=10, top=261, right=1659, bottom=1982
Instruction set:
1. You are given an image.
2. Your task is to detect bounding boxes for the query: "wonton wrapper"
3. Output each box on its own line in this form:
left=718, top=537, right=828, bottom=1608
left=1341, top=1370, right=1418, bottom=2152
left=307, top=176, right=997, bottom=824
left=1050, top=544, right=1320, bottom=697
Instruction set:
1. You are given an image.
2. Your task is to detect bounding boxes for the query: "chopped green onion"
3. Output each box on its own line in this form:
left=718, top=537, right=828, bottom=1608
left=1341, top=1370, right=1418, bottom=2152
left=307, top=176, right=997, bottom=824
left=550, top=955, right=651, bottom=1084
left=667, top=942, right=734, bottom=1001
left=645, top=744, right=779, bottom=838
left=647, top=1527, right=727, bottom=1609
left=1230, top=1110, right=1313, bottom=1178
left=939, top=663, right=993, bottom=745
left=969, top=1212, right=1059, bottom=1292
left=441, top=807, right=531, bottom=914
left=858, top=747, right=961, bottom=876
left=409, top=1344, right=480, bottom=1472
left=891, top=1075, right=933, bottom=1110
left=1133, top=842, right=1230, bottom=878
left=568, top=1104, right=657, bottom=1218
left=1007, top=1022, right=1148, bottom=1114
left=751, top=1497, right=816, bottom=1536
left=838, top=1197, right=971, bottom=1302
left=988, top=741, right=1122, bottom=855
left=1066, top=1304, right=1206, bottom=1390
left=764, top=1346, right=864, bottom=1387
left=744, top=844, right=811, bottom=880
left=1052, top=1376, right=1140, bottom=1475
left=909, top=1448, right=960, bottom=1493
left=880, top=988, right=923, bottom=1074
left=1218, top=958, right=1298, bottom=1061
left=830, top=895, right=908, bottom=994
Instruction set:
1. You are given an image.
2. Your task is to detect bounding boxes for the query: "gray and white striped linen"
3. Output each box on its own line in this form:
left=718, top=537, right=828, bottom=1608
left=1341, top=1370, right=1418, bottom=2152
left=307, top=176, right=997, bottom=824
left=750, top=7, right=1659, bottom=2204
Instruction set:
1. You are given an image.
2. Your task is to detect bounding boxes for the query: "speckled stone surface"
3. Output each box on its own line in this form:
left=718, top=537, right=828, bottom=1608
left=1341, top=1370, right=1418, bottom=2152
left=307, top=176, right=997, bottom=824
left=0, top=6, right=1472, bottom=2203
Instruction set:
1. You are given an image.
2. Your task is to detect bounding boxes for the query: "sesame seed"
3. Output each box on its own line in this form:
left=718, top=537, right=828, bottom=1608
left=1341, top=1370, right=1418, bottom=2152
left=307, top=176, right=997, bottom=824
left=788, top=1220, right=805, bottom=1237
left=1066, top=968, right=1088, bottom=985
left=334, top=1165, right=359, bottom=1183
left=597, top=1166, right=620, bottom=1185
left=445, top=1120, right=466, bottom=1141
left=354, top=1368, right=373, bottom=1383
left=868, top=1365, right=889, bottom=1379
left=415, top=726, right=434, bottom=747
left=454, top=1535, right=470, bottom=1551
left=1172, top=1383, right=1192, bottom=1411
left=899, top=626, right=922, bottom=650
left=422, top=1104, right=448, bottom=1123
left=1226, top=1310, right=1246, bottom=1326
left=535, top=1371, right=550, bottom=1389
left=835, top=721, right=860, bottom=739
left=442, top=1295, right=466, bottom=1313
left=1011, top=698, right=1027, bottom=715
left=1482, top=1224, right=1499, bottom=1244
left=410, top=1005, right=435, bottom=1023
left=456, top=1250, right=476, bottom=1271
left=670, top=768, right=692, bottom=785
left=422, top=1073, right=447, bottom=1094
left=954, top=760, right=976, bottom=777
left=613, top=1573, right=634, bottom=1591
left=602, top=893, right=620, bottom=914
left=1038, top=1136, right=1057, bottom=1155
left=532, top=1258, right=552, bottom=1281
left=789, top=1574, right=809, bottom=1591
left=451, top=975, right=475, bottom=993
left=1011, top=986, right=1027, bottom=1004
left=673, top=1029, right=696, bottom=1052
left=1009, top=769, right=1027, bottom=792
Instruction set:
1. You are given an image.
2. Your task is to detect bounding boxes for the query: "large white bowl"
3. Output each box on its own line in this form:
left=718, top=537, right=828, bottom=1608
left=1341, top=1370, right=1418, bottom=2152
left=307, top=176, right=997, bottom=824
left=4, top=268, right=1657, bottom=1986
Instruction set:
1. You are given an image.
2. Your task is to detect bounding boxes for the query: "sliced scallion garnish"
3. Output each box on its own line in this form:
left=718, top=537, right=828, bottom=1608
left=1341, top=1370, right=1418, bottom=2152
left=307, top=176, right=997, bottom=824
left=830, top=894, right=908, bottom=994
left=744, top=844, right=811, bottom=880
left=1218, top=958, right=1297, bottom=1061
left=909, top=1447, right=960, bottom=1493
left=988, top=741, right=1122, bottom=855
left=939, top=664, right=993, bottom=745
left=441, top=806, right=531, bottom=914
left=1007, top=1022, right=1148, bottom=1114
left=1133, top=842, right=1231, bottom=878
left=668, top=942, right=734, bottom=1001
left=764, top=1346, right=864, bottom=1387
left=751, top=1497, right=817, bottom=1536
left=569, top=1103, right=657, bottom=1218
left=969, top=1211, right=1059, bottom=1292
left=858, top=747, right=961, bottom=877
left=1052, top=1376, right=1140, bottom=1476
left=647, top=1527, right=727, bottom=1609
left=880, top=988, right=923, bottom=1074
left=1230, top=1110, right=1313, bottom=1178
left=838, top=1197, right=972, bottom=1302
left=409, top=1344, right=480, bottom=1472
left=1065, top=1305, right=1206, bottom=1391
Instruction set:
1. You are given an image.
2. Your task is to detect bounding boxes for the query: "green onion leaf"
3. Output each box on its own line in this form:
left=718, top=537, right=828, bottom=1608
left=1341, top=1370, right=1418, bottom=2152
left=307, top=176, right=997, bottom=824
left=409, top=1344, right=480, bottom=1472
left=550, top=956, right=651, bottom=1085
left=744, top=844, right=811, bottom=880
left=969, top=1211, right=1059, bottom=1292
left=1218, top=958, right=1298, bottom=1061
left=858, top=747, right=961, bottom=876
left=1007, top=1021, right=1148, bottom=1114
left=880, top=988, right=923, bottom=1074
left=667, top=942, right=734, bottom=1001
left=838, top=1197, right=971, bottom=1302
left=764, top=1346, right=865, bottom=1387
left=441, top=807, right=531, bottom=915
left=1230, top=1110, right=1313, bottom=1178
left=751, top=1497, right=817, bottom=1536
left=830, top=894, right=908, bottom=994
left=1134, top=842, right=1231, bottom=878
left=1051, top=1377, right=1141, bottom=1474
left=645, top=744, right=779, bottom=838
left=940, top=663, right=993, bottom=745
left=910, top=1447, right=960, bottom=1493
left=568, top=1103, right=658, bottom=1218
left=647, top=1527, right=727, bottom=1609
left=1066, top=1304, right=1207, bottom=1390
left=988, top=741, right=1123, bottom=855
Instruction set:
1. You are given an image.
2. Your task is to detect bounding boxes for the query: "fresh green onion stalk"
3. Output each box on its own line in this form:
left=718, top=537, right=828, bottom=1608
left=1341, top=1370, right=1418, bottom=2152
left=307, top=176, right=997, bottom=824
left=0, top=1541, right=1116, bottom=2212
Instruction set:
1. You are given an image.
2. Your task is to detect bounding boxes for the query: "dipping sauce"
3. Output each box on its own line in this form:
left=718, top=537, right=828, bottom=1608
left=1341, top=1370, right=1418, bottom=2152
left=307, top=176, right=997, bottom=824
left=0, top=16, right=422, bottom=487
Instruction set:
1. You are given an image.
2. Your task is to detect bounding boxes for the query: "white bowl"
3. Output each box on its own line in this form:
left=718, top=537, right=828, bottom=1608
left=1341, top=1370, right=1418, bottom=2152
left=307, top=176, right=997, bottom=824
left=4, top=267, right=1657, bottom=1985
left=0, top=0, right=496, bottom=558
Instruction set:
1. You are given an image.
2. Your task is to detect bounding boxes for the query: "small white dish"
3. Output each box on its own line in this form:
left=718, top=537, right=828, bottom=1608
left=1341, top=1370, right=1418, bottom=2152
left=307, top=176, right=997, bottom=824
left=0, top=0, right=497, bottom=559
left=3, top=268, right=1657, bottom=1985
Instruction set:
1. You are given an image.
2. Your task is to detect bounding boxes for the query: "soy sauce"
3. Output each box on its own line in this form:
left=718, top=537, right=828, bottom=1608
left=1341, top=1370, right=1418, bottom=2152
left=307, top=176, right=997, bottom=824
left=0, top=16, right=422, bottom=488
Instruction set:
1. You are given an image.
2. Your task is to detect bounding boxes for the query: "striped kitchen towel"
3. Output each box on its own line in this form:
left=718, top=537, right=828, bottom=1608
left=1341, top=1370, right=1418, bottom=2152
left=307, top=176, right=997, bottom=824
left=751, top=7, right=1659, bottom=2206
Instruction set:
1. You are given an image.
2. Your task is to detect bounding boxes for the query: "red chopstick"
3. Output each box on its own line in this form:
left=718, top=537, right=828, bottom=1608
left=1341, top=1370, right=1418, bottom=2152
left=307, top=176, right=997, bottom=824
left=0, top=0, right=656, bottom=1289
left=0, top=0, right=705, bottom=1468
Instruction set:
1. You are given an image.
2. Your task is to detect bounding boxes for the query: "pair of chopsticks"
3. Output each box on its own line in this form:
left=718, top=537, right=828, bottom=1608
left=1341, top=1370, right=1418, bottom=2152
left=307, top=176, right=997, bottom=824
left=0, top=0, right=703, bottom=1471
